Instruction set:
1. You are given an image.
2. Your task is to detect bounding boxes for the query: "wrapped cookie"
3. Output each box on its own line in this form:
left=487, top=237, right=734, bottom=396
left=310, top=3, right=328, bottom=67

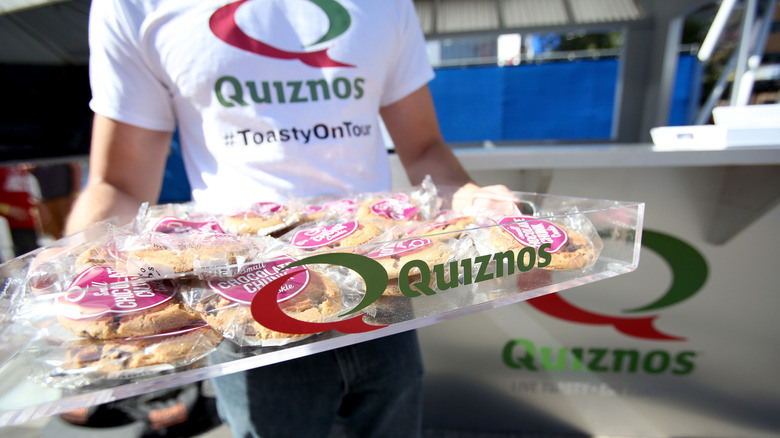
left=397, top=213, right=484, bottom=241
left=485, top=215, right=602, bottom=271
left=181, top=255, right=346, bottom=347
left=57, top=323, right=221, bottom=379
left=123, top=232, right=257, bottom=279
left=222, top=201, right=305, bottom=237
left=133, top=202, right=219, bottom=234
left=21, top=263, right=221, bottom=388
left=26, top=322, right=222, bottom=389
left=354, top=176, right=441, bottom=229
left=364, top=229, right=475, bottom=299
left=301, top=197, right=359, bottom=223
left=23, top=221, right=125, bottom=298
left=55, top=266, right=203, bottom=340
left=282, top=220, right=384, bottom=255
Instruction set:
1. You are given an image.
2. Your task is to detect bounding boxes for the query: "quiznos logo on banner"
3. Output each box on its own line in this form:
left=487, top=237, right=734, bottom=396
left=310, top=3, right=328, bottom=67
left=503, top=230, right=709, bottom=376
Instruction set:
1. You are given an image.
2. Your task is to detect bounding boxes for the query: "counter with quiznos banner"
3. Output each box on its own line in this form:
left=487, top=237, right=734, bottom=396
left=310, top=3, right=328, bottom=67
left=0, top=180, right=643, bottom=427
left=417, top=166, right=780, bottom=437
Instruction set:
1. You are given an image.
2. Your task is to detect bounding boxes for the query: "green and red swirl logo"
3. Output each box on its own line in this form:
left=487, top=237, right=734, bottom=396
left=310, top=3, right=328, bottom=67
left=527, top=230, right=709, bottom=341
left=210, top=0, right=354, bottom=67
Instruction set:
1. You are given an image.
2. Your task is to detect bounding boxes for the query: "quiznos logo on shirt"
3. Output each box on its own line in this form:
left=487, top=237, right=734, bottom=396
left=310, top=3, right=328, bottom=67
left=503, top=230, right=709, bottom=376
left=209, top=0, right=365, bottom=108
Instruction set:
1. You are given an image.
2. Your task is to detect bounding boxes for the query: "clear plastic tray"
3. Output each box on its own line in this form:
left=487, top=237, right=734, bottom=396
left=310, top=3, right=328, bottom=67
left=0, top=191, right=644, bottom=426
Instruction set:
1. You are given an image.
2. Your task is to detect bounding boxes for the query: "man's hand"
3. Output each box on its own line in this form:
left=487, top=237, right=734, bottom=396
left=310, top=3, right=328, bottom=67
left=452, top=183, right=519, bottom=216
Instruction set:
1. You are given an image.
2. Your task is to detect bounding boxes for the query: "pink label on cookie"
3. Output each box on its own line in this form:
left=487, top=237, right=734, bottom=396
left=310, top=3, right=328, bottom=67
left=291, top=221, right=358, bottom=248
left=370, top=194, right=417, bottom=221
left=304, top=205, right=323, bottom=215
left=498, top=216, right=568, bottom=252
left=248, top=202, right=283, bottom=216
left=404, top=218, right=462, bottom=237
left=207, top=256, right=309, bottom=305
left=152, top=217, right=225, bottom=234
left=57, top=266, right=174, bottom=320
left=366, top=238, right=432, bottom=259
left=323, top=199, right=356, bottom=215
left=305, top=199, right=356, bottom=217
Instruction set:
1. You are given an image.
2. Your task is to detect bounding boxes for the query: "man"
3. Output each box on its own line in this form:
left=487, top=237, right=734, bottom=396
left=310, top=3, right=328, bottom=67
left=66, top=1, right=512, bottom=436
left=1, top=164, right=43, bottom=257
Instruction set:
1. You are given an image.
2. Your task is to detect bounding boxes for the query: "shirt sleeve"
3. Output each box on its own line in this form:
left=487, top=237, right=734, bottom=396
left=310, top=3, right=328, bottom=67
left=379, top=0, right=435, bottom=107
left=88, top=0, right=176, bottom=132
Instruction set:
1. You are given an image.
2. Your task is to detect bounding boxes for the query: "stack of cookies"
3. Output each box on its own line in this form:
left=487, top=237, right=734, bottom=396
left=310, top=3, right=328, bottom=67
left=19, top=180, right=603, bottom=386
left=53, top=265, right=222, bottom=378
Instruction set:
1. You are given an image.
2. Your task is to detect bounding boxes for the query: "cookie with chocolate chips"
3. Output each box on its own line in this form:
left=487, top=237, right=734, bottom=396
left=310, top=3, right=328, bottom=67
left=62, top=323, right=222, bottom=375
left=185, top=258, right=343, bottom=346
left=489, top=216, right=598, bottom=271
left=55, top=266, right=202, bottom=340
left=223, top=202, right=302, bottom=236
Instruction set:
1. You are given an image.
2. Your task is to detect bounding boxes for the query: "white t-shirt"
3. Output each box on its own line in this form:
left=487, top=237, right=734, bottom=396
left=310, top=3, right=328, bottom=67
left=89, top=0, right=434, bottom=212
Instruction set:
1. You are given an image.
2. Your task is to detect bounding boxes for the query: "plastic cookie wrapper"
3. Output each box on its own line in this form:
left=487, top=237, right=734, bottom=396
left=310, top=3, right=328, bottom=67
left=133, top=202, right=220, bottom=234
left=26, top=323, right=222, bottom=390
left=299, top=177, right=441, bottom=226
left=179, top=247, right=365, bottom=348
left=20, top=222, right=126, bottom=297
left=470, top=206, right=604, bottom=272
left=352, top=176, right=442, bottom=229
left=361, top=218, right=485, bottom=291
left=220, top=199, right=308, bottom=237
left=13, top=264, right=218, bottom=389
left=346, top=222, right=483, bottom=325
left=119, top=230, right=259, bottom=281
left=463, top=205, right=605, bottom=304
left=136, top=200, right=303, bottom=238
left=69, top=212, right=262, bottom=282
left=285, top=182, right=444, bottom=251
left=49, top=267, right=203, bottom=341
left=11, top=222, right=138, bottom=332
left=300, top=195, right=362, bottom=223
left=276, top=218, right=387, bottom=256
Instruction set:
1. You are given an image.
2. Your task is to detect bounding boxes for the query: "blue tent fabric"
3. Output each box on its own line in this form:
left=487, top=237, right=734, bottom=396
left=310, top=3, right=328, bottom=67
left=429, top=55, right=701, bottom=143
left=158, top=131, right=192, bottom=204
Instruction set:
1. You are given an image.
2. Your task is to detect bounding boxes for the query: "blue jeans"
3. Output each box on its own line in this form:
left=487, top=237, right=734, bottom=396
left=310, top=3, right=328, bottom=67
left=210, top=331, right=424, bottom=438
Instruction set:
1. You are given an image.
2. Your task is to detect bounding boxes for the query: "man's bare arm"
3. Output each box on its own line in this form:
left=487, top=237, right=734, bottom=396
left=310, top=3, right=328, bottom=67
left=64, top=114, right=173, bottom=235
left=380, top=85, right=472, bottom=187
left=381, top=85, right=517, bottom=214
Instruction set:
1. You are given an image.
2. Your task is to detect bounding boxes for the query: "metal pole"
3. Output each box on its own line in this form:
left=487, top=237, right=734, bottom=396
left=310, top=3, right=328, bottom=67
left=698, top=0, right=739, bottom=62
left=731, top=0, right=758, bottom=106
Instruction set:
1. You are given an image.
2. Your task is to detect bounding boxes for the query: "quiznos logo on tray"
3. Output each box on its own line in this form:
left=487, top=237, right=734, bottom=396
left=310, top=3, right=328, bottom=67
left=503, top=230, right=709, bottom=376
left=248, top=241, right=559, bottom=335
